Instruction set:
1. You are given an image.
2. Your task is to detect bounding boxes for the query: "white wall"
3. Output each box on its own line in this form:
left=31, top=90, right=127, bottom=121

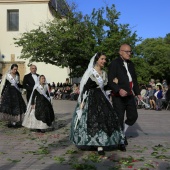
left=0, top=1, right=69, bottom=83
left=27, top=62, right=70, bottom=84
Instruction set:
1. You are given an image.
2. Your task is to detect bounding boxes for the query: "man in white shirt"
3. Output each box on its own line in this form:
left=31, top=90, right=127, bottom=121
left=23, top=65, right=39, bottom=102
left=108, top=44, right=142, bottom=151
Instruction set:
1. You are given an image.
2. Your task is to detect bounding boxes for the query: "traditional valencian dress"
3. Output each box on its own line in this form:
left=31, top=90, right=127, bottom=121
left=70, top=68, right=124, bottom=147
left=0, top=73, right=26, bottom=122
left=22, top=84, right=55, bottom=130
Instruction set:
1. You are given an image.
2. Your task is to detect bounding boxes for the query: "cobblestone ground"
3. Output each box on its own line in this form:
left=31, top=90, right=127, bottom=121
left=0, top=99, right=170, bottom=170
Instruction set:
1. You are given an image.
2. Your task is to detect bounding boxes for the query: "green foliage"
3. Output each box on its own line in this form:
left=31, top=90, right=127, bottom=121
left=135, top=35, right=170, bottom=83
left=23, top=146, right=49, bottom=155
left=71, top=163, right=97, bottom=170
left=7, top=158, right=21, bottom=163
left=65, top=149, right=78, bottom=154
left=53, top=156, right=65, bottom=163
left=83, top=152, right=101, bottom=163
left=14, top=4, right=139, bottom=77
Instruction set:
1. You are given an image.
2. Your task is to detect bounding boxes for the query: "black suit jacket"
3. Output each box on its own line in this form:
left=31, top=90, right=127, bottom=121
left=23, top=73, right=39, bottom=93
left=108, top=56, right=140, bottom=96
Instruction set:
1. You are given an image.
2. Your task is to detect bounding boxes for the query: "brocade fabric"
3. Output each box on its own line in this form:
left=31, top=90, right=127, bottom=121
left=70, top=72, right=124, bottom=146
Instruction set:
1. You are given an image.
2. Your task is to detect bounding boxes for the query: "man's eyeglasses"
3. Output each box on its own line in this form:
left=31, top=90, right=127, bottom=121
left=121, top=50, right=133, bottom=54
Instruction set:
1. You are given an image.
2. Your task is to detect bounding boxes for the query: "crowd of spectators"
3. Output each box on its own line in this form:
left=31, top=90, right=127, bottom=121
left=48, top=78, right=80, bottom=101
left=48, top=78, right=170, bottom=111
left=136, top=79, right=170, bottom=111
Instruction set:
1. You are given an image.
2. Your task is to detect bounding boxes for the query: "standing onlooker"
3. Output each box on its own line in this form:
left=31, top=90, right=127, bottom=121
left=63, top=78, right=71, bottom=87
left=0, top=64, right=26, bottom=127
left=49, top=87, right=55, bottom=104
left=57, top=82, right=60, bottom=87
left=149, top=79, right=155, bottom=88
left=52, top=82, right=56, bottom=89
left=23, top=65, right=39, bottom=102
left=108, top=44, right=142, bottom=149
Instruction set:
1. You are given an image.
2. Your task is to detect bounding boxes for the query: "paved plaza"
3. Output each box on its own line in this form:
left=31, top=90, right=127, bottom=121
left=0, top=99, right=170, bottom=170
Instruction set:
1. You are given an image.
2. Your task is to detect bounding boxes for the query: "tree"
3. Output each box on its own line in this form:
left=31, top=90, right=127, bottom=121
left=14, top=4, right=140, bottom=77
left=135, top=36, right=170, bottom=84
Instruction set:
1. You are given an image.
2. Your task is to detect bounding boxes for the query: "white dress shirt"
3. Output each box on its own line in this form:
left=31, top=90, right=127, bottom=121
left=123, top=61, right=132, bottom=82
left=32, top=74, right=38, bottom=83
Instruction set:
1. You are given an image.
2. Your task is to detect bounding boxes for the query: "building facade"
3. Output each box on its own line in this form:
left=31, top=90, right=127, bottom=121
left=0, top=0, right=70, bottom=84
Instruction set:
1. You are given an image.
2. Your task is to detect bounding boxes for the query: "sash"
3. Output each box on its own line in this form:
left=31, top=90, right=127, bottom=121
left=92, top=69, right=110, bottom=101
left=7, top=74, right=21, bottom=92
left=36, top=85, right=51, bottom=102
left=75, top=69, right=109, bottom=129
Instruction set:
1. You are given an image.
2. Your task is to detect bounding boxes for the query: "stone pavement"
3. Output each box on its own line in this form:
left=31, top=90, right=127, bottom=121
left=0, top=99, right=170, bottom=170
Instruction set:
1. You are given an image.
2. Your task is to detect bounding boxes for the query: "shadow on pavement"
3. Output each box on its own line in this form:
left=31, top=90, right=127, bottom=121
left=126, top=122, right=148, bottom=138
left=0, top=163, right=15, bottom=170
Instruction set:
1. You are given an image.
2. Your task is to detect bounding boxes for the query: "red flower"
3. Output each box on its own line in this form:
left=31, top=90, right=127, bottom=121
left=132, top=160, right=138, bottom=162
left=128, top=165, right=133, bottom=168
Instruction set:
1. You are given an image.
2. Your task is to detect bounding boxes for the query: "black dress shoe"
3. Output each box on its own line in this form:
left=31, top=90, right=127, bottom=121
left=125, top=136, right=128, bottom=145
left=15, top=122, right=22, bottom=128
left=7, top=123, right=14, bottom=128
left=36, top=129, right=42, bottom=132
left=97, top=150, right=105, bottom=155
left=118, top=144, right=126, bottom=152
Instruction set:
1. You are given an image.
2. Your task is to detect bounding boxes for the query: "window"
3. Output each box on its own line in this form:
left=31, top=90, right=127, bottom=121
left=7, top=10, right=19, bottom=31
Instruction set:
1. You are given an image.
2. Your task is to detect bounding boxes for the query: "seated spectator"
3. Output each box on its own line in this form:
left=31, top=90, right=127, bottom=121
left=162, top=79, right=167, bottom=87
left=155, top=79, right=163, bottom=89
left=136, top=85, right=147, bottom=108
left=161, top=86, right=168, bottom=109
left=154, top=85, right=163, bottom=110
left=61, top=86, right=72, bottom=100
left=55, top=88, right=63, bottom=99
left=149, top=96, right=156, bottom=110
left=143, top=85, right=155, bottom=107
left=70, top=85, right=80, bottom=101
left=63, top=78, right=71, bottom=87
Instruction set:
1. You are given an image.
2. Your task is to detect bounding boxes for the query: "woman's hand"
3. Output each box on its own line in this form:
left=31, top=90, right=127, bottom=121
left=113, top=77, right=118, bottom=84
left=80, top=102, right=84, bottom=109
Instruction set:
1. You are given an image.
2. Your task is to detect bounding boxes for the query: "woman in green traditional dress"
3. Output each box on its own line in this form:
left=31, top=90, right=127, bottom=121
left=70, top=53, right=125, bottom=155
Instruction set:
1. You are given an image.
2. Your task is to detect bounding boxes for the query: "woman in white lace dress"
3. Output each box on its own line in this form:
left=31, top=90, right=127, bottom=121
left=22, top=75, right=55, bottom=133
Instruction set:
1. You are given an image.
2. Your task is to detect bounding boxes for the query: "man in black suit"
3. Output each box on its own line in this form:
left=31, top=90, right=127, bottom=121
left=23, top=65, right=39, bottom=102
left=108, top=44, right=142, bottom=151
